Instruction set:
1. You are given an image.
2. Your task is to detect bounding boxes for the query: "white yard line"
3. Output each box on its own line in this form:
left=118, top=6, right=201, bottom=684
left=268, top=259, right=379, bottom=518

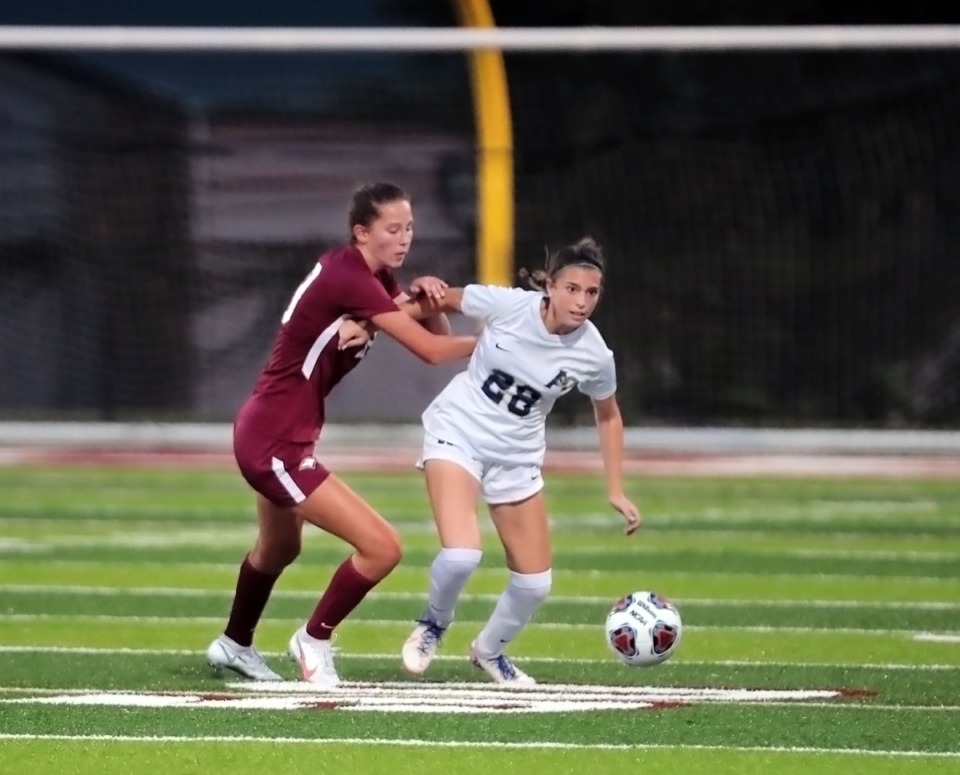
left=0, top=732, right=957, bottom=757
left=0, top=560, right=955, bottom=583
left=3, top=584, right=959, bottom=609
left=0, top=645, right=958, bottom=671
left=1, top=686, right=956, bottom=713
left=914, top=633, right=960, bottom=643
left=0, top=683, right=851, bottom=713
left=3, top=534, right=956, bottom=562
left=2, top=612, right=957, bottom=637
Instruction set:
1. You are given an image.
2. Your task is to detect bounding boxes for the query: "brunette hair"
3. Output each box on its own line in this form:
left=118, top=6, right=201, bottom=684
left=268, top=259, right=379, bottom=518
left=348, top=182, right=410, bottom=243
left=518, top=236, right=606, bottom=290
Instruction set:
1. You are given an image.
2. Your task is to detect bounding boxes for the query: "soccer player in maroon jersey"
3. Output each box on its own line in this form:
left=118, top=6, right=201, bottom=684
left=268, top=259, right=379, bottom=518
left=206, top=183, right=475, bottom=686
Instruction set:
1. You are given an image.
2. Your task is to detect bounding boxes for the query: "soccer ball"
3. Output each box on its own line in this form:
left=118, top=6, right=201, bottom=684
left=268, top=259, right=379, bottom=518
left=605, top=591, right=682, bottom=667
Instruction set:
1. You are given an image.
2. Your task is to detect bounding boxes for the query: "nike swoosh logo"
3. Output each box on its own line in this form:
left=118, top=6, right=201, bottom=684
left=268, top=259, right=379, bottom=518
left=219, top=643, right=237, bottom=664
left=494, top=343, right=510, bottom=351
left=297, top=640, right=318, bottom=681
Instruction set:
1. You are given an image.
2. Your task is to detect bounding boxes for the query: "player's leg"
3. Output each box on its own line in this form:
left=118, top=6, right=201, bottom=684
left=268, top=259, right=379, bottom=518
left=287, top=472, right=403, bottom=686
left=469, top=467, right=551, bottom=685
left=402, top=450, right=483, bottom=674
left=206, top=494, right=302, bottom=681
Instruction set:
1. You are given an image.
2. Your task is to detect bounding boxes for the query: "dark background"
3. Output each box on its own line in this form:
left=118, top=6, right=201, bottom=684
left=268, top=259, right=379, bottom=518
left=2, top=4, right=959, bottom=426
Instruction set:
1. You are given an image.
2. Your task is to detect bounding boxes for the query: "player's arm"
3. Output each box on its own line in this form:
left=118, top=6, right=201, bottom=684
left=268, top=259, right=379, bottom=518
left=371, top=308, right=475, bottom=364
left=393, top=289, right=453, bottom=335
left=592, top=394, right=642, bottom=536
left=419, top=306, right=452, bottom=336
left=397, top=288, right=465, bottom=321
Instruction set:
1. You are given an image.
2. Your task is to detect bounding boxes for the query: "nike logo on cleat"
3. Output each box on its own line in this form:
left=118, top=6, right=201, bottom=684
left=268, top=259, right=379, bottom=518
left=297, top=642, right=318, bottom=681
left=219, top=644, right=237, bottom=664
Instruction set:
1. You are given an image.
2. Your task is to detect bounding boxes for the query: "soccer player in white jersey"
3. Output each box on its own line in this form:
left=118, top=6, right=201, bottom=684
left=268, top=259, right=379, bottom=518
left=399, top=237, right=642, bottom=685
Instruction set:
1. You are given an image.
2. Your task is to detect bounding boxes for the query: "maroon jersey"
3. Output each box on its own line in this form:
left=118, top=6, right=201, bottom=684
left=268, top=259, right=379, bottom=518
left=238, top=245, right=401, bottom=441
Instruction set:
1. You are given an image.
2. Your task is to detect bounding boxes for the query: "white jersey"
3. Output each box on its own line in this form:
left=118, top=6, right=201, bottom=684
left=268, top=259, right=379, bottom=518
left=422, top=285, right=617, bottom=466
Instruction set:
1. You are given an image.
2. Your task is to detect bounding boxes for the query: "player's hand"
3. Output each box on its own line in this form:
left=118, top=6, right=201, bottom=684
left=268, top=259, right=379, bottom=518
left=409, top=275, right=448, bottom=301
left=338, top=319, right=371, bottom=350
left=609, top=493, right=642, bottom=536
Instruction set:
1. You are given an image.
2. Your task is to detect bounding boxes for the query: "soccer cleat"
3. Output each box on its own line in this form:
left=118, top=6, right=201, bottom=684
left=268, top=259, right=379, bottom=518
left=401, top=618, right=447, bottom=675
left=469, top=642, right=536, bottom=686
left=288, top=625, right=340, bottom=687
left=205, top=635, right=283, bottom=681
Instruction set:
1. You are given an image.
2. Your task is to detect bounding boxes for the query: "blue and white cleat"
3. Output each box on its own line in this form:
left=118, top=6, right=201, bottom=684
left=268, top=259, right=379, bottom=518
left=469, top=642, right=536, bottom=686
left=401, top=618, right=447, bottom=675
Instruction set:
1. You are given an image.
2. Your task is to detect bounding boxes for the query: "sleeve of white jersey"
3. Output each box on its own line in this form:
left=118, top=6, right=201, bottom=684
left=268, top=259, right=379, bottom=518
left=579, top=349, right=617, bottom=401
left=460, top=284, right=529, bottom=322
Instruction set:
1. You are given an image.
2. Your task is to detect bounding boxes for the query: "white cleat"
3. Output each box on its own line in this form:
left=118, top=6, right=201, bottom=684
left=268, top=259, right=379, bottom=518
left=401, top=618, right=446, bottom=675
left=469, top=642, right=536, bottom=686
left=288, top=625, right=340, bottom=687
left=206, top=635, right=282, bottom=682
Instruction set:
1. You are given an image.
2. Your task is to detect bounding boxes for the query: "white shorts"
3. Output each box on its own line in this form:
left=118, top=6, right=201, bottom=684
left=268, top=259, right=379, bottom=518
left=417, top=429, right=544, bottom=505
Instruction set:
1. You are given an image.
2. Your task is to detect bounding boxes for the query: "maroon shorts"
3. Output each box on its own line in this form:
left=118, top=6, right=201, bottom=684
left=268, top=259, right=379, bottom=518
left=233, top=420, right=331, bottom=508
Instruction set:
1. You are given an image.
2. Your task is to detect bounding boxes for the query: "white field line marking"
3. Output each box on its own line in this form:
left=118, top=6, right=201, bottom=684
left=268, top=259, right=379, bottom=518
left=3, top=584, right=959, bottom=610
left=3, top=613, right=955, bottom=637
left=1, top=645, right=958, bottom=672
left=4, top=515, right=956, bottom=544
left=0, top=732, right=957, bottom=758
left=2, top=584, right=959, bottom=610
left=229, top=679, right=831, bottom=696
left=0, top=508, right=953, bottom=530
left=914, top=633, right=960, bottom=643
left=29, top=507, right=918, bottom=526
left=1, top=560, right=956, bottom=583
left=2, top=687, right=956, bottom=713
left=2, top=531, right=957, bottom=562
left=778, top=548, right=958, bottom=561
left=0, top=683, right=842, bottom=714
left=0, top=692, right=660, bottom=714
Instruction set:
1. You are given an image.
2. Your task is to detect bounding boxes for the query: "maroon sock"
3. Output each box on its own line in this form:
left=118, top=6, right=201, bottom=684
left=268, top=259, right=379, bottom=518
left=306, top=557, right=378, bottom=640
left=223, top=555, right=281, bottom=647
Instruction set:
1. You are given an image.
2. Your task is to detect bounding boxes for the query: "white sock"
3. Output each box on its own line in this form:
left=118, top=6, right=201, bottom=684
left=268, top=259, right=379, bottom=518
left=474, top=569, right=552, bottom=658
left=425, top=547, right=483, bottom=628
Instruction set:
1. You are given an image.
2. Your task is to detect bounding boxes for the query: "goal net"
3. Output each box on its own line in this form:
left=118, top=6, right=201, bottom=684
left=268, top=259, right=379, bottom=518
left=1, top=27, right=959, bottom=428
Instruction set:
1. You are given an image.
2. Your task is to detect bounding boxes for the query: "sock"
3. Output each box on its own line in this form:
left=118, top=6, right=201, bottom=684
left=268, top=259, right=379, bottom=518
left=424, top=547, right=483, bottom=628
left=473, top=569, right=552, bottom=658
left=223, top=555, right=281, bottom=647
left=306, top=556, right=377, bottom=640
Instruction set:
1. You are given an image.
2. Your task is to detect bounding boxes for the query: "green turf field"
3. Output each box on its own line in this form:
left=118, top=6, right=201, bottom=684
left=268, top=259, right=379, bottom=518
left=1, top=465, right=959, bottom=774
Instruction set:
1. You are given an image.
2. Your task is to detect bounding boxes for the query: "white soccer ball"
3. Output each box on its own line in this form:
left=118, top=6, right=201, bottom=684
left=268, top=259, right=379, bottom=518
left=605, top=591, right=682, bottom=667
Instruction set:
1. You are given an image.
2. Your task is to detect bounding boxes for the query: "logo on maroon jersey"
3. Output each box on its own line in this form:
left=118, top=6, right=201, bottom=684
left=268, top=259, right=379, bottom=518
left=299, top=457, right=318, bottom=471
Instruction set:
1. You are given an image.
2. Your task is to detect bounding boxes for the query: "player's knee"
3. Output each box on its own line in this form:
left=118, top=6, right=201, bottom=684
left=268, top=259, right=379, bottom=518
left=510, top=568, right=552, bottom=605
left=433, top=546, right=483, bottom=581
left=367, top=523, right=403, bottom=574
left=382, top=532, right=403, bottom=571
left=250, top=536, right=301, bottom=573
